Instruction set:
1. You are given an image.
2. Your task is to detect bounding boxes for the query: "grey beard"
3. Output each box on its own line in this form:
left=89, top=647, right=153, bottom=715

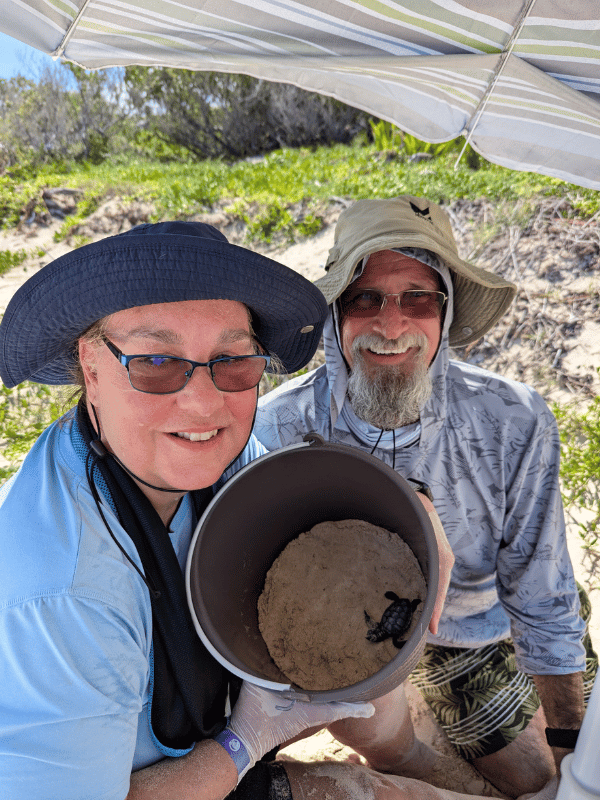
left=347, top=333, right=433, bottom=429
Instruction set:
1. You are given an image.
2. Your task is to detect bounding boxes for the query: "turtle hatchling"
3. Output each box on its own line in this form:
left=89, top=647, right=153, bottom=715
left=364, top=592, right=421, bottom=649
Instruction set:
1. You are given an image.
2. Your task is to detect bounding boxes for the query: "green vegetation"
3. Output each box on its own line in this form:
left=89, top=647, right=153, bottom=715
left=0, top=383, right=66, bottom=482
left=0, top=249, right=27, bottom=276
left=2, top=140, right=599, bottom=239
left=369, top=120, right=462, bottom=161
left=554, top=392, right=600, bottom=568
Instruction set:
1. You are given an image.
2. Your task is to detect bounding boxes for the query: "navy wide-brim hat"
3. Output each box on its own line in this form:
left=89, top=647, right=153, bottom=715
left=0, top=221, right=328, bottom=388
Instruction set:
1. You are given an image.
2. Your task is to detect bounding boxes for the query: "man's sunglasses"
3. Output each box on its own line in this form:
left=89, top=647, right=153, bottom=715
left=340, top=288, right=447, bottom=319
left=103, top=337, right=271, bottom=395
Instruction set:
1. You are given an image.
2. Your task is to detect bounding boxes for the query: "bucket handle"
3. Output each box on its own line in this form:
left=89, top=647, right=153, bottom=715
left=303, top=431, right=326, bottom=446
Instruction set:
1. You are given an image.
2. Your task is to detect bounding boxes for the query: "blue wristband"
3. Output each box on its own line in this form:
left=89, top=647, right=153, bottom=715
left=213, top=727, right=252, bottom=779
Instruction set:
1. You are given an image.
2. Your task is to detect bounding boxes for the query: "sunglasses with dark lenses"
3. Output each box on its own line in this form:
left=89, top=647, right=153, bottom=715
left=340, top=288, right=447, bottom=319
left=103, top=338, right=271, bottom=394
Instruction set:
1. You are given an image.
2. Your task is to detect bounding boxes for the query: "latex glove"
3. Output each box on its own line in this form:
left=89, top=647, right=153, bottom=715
left=517, top=776, right=558, bottom=800
left=414, top=492, right=454, bottom=635
left=219, top=681, right=374, bottom=781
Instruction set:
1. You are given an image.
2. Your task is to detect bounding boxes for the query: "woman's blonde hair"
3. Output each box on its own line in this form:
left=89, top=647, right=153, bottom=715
left=69, top=315, right=112, bottom=404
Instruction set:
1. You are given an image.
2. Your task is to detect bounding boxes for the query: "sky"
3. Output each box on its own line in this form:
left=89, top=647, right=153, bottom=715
left=0, top=31, right=58, bottom=80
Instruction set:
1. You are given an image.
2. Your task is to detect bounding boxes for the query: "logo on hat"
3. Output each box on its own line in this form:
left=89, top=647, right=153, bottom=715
left=410, top=201, right=433, bottom=223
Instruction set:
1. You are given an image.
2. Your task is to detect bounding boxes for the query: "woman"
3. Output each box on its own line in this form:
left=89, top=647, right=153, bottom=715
left=0, top=221, right=377, bottom=800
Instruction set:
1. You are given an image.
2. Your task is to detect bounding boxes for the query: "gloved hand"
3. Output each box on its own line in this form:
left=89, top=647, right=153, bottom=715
left=216, top=681, right=374, bottom=781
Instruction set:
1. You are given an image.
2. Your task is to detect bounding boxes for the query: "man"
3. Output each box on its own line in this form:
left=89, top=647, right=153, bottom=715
left=255, top=196, right=596, bottom=798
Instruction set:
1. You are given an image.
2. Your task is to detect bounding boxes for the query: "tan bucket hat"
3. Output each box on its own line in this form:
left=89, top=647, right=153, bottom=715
left=316, top=196, right=517, bottom=347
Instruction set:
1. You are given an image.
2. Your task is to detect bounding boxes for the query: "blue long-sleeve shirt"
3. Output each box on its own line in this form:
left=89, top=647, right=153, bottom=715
left=255, top=303, right=586, bottom=674
left=0, top=409, right=265, bottom=799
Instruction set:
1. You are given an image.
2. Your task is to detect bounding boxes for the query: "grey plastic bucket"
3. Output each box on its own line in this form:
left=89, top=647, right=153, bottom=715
left=185, top=435, right=439, bottom=702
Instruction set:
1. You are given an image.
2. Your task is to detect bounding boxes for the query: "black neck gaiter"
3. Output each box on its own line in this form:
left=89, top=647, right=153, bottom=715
left=76, top=402, right=236, bottom=750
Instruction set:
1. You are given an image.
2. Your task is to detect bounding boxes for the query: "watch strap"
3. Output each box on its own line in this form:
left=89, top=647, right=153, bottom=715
left=545, top=728, right=580, bottom=749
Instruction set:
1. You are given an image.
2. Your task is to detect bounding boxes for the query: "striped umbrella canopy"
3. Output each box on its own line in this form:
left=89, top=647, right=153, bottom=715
left=2, top=1, right=600, bottom=189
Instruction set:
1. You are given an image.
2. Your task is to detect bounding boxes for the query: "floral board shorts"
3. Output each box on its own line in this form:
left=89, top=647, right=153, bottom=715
left=410, top=585, right=598, bottom=761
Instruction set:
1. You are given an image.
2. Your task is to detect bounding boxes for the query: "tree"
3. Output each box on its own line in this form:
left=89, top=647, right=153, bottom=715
left=0, top=69, right=75, bottom=164
left=124, top=67, right=369, bottom=160
left=67, top=65, right=132, bottom=163
left=0, top=64, right=132, bottom=168
left=0, top=63, right=370, bottom=168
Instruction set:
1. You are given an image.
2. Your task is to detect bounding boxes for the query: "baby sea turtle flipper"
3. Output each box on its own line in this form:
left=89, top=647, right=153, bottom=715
left=365, top=592, right=422, bottom=649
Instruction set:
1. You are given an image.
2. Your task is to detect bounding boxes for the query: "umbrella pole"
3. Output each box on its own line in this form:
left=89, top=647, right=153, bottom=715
left=455, top=0, right=539, bottom=169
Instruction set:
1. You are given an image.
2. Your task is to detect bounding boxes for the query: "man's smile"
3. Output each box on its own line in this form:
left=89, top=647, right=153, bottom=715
left=368, top=341, right=413, bottom=354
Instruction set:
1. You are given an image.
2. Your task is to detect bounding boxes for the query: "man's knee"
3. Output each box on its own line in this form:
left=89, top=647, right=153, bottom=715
left=471, top=707, right=555, bottom=798
left=328, top=682, right=412, bottom=747
left=284, top=760, right=426, bottom=800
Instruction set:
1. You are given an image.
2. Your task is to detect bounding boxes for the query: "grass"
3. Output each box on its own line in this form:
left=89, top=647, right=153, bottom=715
left=2, top=141, right=599, bottom=242
left=0, top=249, right=28, bottom=276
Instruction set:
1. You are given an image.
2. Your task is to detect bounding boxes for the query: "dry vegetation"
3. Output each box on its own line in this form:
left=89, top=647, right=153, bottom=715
left=417, top=198, right=600, bottom=401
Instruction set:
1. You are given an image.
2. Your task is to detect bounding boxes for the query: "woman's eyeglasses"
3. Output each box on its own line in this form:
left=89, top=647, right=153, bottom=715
left=103, top=337, right=270, bottom=395
left=340, top=288, right=447, bottom=319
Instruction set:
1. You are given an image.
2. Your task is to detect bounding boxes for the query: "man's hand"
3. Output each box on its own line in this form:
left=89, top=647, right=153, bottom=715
left=415, top=493, right=454, bottom=635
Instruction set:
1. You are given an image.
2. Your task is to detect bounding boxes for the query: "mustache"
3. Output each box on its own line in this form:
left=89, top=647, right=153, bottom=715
left=351, top=331, right=429, bottom=356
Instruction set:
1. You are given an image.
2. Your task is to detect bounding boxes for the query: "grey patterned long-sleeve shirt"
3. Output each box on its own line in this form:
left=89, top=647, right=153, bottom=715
left=255, top=299, right=586, bottom=675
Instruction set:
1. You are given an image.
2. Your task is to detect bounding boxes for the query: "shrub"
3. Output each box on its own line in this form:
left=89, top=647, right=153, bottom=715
left=0, top=383, right=66, bottom=483
left=0, top=249, right=27, bottom=276
left=554, top=392, right=600, bottom=566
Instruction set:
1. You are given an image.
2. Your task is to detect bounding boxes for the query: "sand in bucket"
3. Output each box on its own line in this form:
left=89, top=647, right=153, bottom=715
left=258, top=519, right=426, bottom=691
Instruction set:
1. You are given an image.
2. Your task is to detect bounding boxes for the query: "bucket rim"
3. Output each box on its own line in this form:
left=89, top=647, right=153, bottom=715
left=185, top=437, right=439, bottom=700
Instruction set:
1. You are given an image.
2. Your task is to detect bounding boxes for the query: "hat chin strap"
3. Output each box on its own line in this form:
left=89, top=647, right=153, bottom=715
left=89, top=403, right=185, bottom=494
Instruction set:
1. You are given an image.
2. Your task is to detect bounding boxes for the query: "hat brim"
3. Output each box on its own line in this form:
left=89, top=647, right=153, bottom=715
left=0, top=233, right=328, bottom=387
left=316, top=198, right=516, bottom=347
